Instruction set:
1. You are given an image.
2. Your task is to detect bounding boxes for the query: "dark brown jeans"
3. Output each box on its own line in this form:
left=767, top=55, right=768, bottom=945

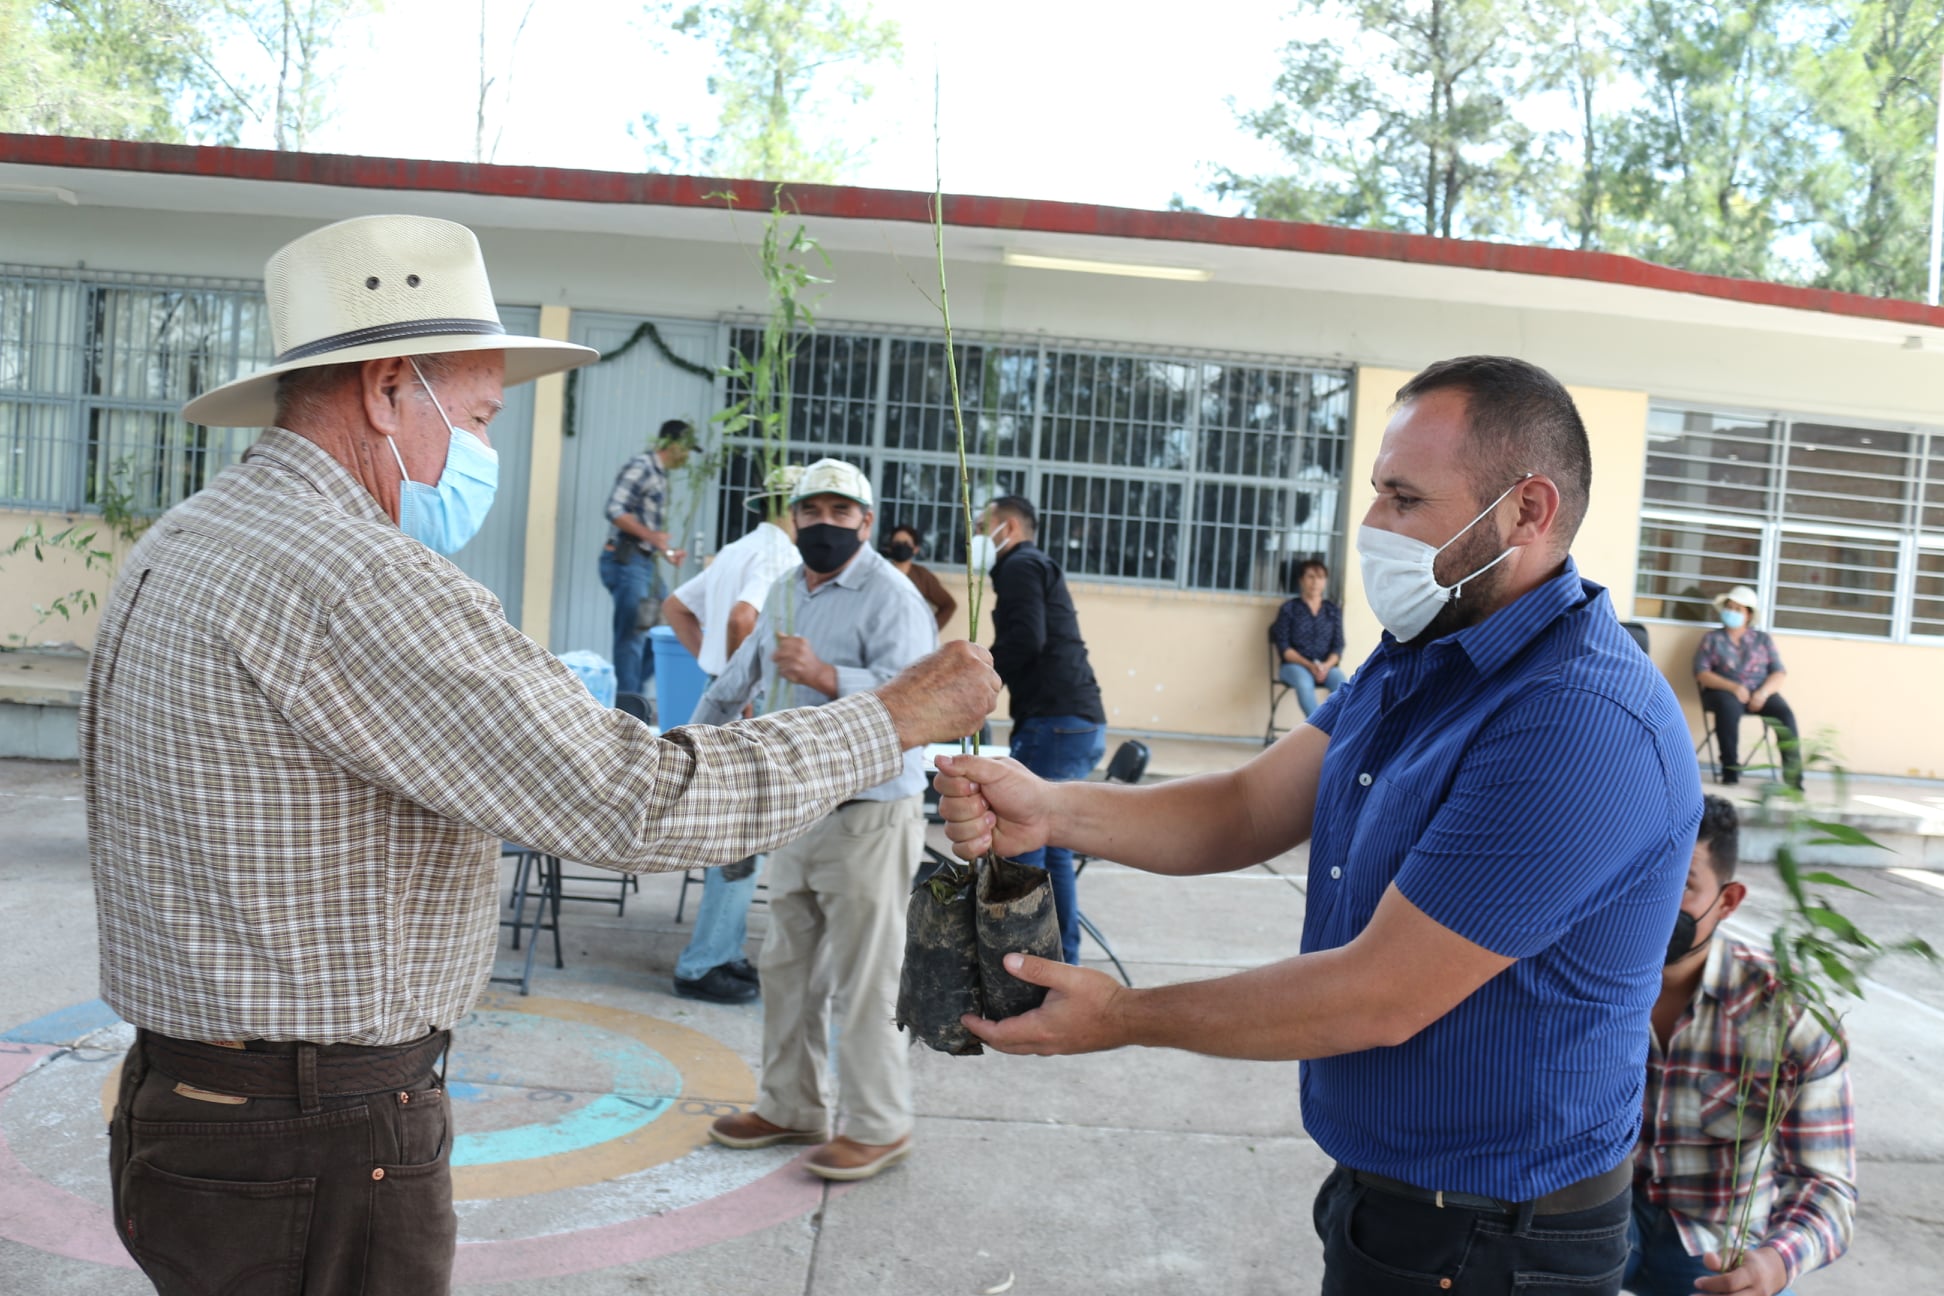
left=109, top=1031, right=456, bottom=1295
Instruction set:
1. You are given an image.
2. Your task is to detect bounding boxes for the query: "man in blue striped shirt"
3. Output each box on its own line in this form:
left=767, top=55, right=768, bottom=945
left=936, top=356, right=1701, bottom=1295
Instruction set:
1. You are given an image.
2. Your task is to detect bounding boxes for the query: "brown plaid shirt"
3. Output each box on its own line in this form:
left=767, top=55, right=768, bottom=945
left=81, top=429, right=901, bottom=1046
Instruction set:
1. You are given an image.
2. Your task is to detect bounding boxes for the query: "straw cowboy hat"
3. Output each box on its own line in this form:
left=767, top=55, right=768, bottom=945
left=182, top=214, right=596, bottom=427
left=1711, top=584, right=1761, bottom=612
left=743, top=463, right=806, bottom=513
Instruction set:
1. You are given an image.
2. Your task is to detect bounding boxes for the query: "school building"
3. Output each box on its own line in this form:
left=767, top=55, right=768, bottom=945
left=2, top=134, right=1940, bottom=775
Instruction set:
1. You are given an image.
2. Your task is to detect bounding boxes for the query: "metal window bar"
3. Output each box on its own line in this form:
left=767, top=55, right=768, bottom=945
left=1638, top=399, right=1944, bottom=643
left=0, top=264, right=273, bottom=513
left=713, top=320, right=1351, bottom=596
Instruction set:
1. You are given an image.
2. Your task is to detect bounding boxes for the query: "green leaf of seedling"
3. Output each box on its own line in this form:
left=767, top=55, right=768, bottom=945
left=1811, top=948, right=1863, bottom=998
left=1893, top=937, right=1940, bottom=963
left=1802, top=821, right=1889, bottom=850
left=1804, top=906, right=1862, bottom=943
left=1800, top=871, right=1874, bottom=894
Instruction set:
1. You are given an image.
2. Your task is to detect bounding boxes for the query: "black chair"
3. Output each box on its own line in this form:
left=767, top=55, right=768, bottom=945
left=1694, top=683, right=1779, bottom=783
left=1265, top=627, right=1296, bottom=746
left=494, top=842, right=563, bottom=996
left=1070, top=739, right=1151, bottom=987
left=615, top=691, right=654, bottom=724
left=1620, top=621, right=1651, bottom=654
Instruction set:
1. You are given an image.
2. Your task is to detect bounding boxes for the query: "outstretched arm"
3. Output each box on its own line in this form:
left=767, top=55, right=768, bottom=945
left=935, top=723, right=1329, bottom=876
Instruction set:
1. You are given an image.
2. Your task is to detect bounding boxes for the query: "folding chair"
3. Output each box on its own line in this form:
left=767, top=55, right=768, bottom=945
left=1265, top=627, right=1296, bottom=746
left=1694, top=685, right=1779, bottom=783
left=494, top=842, right=563, bottom=995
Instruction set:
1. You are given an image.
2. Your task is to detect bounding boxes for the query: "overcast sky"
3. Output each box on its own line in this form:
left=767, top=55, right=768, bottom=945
left=297, top=0, right=1295, bottom=213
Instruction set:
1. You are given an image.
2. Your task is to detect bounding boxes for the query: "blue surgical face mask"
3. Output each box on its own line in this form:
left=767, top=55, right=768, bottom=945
left=1719, top=609, right=1746, bottom=629
left=385, top=358, right=498, bottom=554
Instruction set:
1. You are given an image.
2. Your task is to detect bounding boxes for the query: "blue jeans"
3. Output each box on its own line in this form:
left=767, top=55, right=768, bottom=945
left=598, top=546, right=661, bottom=695
left=1008, top=715, right=1106, bottom=964
left=674, top=858, right=763, bottom=981
left=1625, top=1193, right=1795, bottom=1296
left=1278, top=662, right=1345, bottom=717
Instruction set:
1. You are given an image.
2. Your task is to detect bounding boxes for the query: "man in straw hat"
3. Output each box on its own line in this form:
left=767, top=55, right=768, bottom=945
left=1694, top=584, right=1803, bottom=789
left=81, top=216, right=997, bottom=1294
left=660, top=462, right=805, bottom=1005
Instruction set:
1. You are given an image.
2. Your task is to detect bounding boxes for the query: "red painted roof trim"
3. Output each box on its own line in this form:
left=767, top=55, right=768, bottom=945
left=8, top=132, right=1944, bottom=329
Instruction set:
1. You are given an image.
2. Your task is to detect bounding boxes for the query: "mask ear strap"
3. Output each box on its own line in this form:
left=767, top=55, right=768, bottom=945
left=384, top=434, right=411, bottom=486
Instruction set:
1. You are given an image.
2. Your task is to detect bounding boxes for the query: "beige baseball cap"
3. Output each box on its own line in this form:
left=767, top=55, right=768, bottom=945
left=788, top=458, right=874, bottom=509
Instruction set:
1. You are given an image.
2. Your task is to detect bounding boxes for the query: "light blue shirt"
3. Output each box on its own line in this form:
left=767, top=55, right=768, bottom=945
left=692, top=544, right=935, bottom=800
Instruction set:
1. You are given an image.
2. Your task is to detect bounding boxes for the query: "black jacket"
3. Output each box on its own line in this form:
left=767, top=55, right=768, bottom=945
left=989, top=542, right=1105, bottom=724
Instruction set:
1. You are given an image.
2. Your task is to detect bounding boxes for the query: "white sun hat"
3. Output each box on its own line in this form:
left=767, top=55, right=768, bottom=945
left=788, top=458, right=874, bottom=509
left=182, top=214, right=597, bottom=427
left=1711, top=584, right=1761, bottom=612
left=743, top=462, right=806, bottom=513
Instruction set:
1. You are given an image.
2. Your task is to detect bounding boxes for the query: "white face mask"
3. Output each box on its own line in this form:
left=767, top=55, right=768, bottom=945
left=969, top=523, right=1011, bottom=573
left=1356, top=475, right=1531, bottom=643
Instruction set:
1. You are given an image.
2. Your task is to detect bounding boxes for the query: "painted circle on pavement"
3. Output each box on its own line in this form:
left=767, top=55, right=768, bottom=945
left=2, top=991, right=838, bottom=1281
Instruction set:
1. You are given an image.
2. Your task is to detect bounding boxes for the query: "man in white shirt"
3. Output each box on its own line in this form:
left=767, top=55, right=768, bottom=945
left=660, top=465, right=804, bottom=1003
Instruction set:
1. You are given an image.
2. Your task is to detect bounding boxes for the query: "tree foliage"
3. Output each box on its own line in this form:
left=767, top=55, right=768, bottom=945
left=638, top=0, right=900, bottom=183
left=0, top=0, right=373, bottom=150
left=1218, top=0, right=1944, bottom=298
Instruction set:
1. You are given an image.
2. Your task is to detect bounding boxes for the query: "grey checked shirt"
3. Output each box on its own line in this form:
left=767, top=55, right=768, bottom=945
left=694, top=545, right=935, bottom=800
left=81, top=430, right=902, bottom=1045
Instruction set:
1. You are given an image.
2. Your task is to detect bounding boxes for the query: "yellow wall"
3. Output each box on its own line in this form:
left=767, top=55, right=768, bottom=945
left=517, top=304, right=574, bottom=644
left=0, top=508, right=132, bottom=648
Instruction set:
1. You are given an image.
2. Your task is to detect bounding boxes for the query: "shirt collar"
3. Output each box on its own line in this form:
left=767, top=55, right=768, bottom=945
left=1383, top=557, right=1600, bottom=680
left=244, top=427, right=391, bottom=528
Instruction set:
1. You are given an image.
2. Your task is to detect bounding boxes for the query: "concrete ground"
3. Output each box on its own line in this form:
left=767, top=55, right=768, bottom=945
left=1, top=750, right=1940, bottom=1295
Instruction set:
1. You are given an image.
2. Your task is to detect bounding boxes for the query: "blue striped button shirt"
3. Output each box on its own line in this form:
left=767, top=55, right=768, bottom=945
left=1304, top=559, right=1702, bottom=1201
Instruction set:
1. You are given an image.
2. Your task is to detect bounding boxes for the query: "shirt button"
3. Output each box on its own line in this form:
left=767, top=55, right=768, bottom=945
left=1357, top=772, right=1373, bottom=787
left=371, top=1168, right=386, bottom=1181
left=1330, top=867, right=1342, bottom=880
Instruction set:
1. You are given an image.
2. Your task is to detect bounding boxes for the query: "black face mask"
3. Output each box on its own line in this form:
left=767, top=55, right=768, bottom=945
left=884, top=540, right=916, bottom=563
left=1664, top=888, right=1723, bottom=966
left=796, top=523, right=864, bottom=574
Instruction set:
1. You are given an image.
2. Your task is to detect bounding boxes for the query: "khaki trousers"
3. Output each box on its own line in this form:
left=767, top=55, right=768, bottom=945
left=754, top=795, right=923, bottom=1146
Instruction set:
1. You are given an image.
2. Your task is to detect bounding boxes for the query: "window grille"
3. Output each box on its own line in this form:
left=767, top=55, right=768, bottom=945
left=1636, top=400, right=1944, bottom=642
left=714, top=324, right=1352, bottom=596
left=0, top=265, right=273, bottom=513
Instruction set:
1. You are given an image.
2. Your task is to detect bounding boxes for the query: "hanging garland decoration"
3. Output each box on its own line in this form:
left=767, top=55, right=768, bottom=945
left=561, top=320, right=720, bottom=437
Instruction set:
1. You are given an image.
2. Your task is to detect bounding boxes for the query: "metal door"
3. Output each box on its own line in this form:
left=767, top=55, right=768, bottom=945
left=549, top=313, right=717, bottom=655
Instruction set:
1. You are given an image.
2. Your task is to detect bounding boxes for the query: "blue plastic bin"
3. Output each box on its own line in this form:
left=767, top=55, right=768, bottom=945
left=556, top=649, right=615, bottom=708
left=648, top=626, right=709, bottom=727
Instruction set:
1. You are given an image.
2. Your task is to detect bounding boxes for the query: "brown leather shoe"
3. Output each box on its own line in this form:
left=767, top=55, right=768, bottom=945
left=709, top=1110, right=828, bottom=1150
left=805, top=1134, right=913, bottom=1181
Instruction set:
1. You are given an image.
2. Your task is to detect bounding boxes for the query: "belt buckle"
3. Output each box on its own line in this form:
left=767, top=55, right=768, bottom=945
left=1435, top=1189, right=1444, bottom=1209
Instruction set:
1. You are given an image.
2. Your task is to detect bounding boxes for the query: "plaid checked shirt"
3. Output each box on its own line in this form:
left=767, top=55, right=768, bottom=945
left=1636, top=935, right=1856, bottom=1283
left=81, top=429, right=900, bottom=1046
left=604, top=450, right=668, bottom=548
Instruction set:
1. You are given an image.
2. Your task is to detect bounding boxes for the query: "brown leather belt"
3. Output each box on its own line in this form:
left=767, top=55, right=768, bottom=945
left=1350, top=1158, right=1630, bottom=1217
left=139, top=1029, right=449, bottom=1101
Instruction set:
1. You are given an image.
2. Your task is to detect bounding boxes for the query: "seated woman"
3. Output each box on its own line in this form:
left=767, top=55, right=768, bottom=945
left=1693, top=584, right=1803, bottom=788
left=1271, top=558, right=1346, bottom=718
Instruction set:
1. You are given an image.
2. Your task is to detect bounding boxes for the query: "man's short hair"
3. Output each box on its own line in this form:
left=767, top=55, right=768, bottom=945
left=988, top=495, right=1038, bottom=533
left=272, top=353, right=459, bottom=426
left=1696, top=794, right=1740, bottom=883
left=1393, top=356, right=1592, bottom=546
left=1297, top=558, right=1329, bottom=582
left=656, top=419, right=695, bottom=448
